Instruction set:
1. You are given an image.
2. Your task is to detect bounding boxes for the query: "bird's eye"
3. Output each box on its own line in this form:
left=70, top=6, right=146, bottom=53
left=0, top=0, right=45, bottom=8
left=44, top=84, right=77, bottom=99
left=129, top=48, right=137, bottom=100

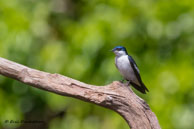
left=117, top=48, right=122, bottom=51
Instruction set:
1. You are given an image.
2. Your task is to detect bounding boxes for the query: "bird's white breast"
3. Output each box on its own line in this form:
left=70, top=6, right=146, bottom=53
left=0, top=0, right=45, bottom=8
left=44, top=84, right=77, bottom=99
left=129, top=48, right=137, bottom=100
left=115, top=55, right=138, bottom=84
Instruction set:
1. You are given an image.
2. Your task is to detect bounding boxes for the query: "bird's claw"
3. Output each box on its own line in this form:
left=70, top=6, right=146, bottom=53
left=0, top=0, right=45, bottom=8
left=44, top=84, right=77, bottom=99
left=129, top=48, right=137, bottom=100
left=119, top=79, right=125, bottom=83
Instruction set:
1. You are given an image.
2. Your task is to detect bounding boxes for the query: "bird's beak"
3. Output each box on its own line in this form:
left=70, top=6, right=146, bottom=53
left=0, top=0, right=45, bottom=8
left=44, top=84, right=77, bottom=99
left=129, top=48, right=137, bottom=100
left=110, top=49, right=114, bottom=52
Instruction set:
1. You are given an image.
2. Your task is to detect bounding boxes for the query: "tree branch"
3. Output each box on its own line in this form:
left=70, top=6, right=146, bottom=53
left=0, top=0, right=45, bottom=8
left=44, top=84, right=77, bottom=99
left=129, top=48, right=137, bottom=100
left=0, top=57, right=161, bottom=129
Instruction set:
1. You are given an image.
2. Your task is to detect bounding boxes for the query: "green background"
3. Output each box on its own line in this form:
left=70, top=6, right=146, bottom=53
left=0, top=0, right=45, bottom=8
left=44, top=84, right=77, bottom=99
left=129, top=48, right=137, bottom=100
left=0, top=0, right=194, bottom=129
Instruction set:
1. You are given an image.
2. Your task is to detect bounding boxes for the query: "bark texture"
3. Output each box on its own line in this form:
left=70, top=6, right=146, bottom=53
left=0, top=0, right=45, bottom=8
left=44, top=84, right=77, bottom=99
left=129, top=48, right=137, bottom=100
left=0, top=57, right=161, bottom=129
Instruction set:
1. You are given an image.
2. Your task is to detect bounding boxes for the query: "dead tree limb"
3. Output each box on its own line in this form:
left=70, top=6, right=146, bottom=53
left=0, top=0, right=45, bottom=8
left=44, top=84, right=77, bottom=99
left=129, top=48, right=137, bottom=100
left=0, top=57, right=161, bottom=129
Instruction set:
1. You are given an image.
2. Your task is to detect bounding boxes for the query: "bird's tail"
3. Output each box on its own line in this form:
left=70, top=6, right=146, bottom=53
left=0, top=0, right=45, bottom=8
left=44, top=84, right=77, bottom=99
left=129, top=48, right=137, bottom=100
left=130, top=82, right=149, bottom=94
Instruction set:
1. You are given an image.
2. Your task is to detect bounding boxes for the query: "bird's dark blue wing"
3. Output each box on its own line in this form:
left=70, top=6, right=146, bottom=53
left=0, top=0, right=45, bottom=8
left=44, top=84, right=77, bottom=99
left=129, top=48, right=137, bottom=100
left=128, top=56, right=149, bottom=93
left=128, top=56, right=140, bottom=74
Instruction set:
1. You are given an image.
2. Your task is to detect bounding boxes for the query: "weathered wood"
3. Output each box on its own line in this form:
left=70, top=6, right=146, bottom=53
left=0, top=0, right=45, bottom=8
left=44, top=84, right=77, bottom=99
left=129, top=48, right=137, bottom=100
left=0, top=57, right=161, bottom=129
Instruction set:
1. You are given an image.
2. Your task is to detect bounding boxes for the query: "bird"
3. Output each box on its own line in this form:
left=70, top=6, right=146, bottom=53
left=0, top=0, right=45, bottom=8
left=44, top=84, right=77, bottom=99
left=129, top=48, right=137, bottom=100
left=111, top=46, right=149, bottom=94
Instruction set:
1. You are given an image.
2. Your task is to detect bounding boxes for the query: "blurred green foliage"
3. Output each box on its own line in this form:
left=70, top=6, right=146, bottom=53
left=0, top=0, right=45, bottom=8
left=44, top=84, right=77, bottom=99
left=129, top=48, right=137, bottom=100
left=0, top=0, right=194, bottom=129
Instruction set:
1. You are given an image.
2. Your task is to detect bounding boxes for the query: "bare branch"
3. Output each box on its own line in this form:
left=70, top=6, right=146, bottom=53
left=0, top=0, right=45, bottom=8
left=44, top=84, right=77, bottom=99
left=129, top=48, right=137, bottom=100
left=0, top=57, right=161, bottom=129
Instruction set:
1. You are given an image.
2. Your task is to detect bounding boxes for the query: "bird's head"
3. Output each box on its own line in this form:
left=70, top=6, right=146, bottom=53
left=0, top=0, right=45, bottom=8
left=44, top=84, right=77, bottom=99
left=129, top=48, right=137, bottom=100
left=111, top=46, right=128, bottom=56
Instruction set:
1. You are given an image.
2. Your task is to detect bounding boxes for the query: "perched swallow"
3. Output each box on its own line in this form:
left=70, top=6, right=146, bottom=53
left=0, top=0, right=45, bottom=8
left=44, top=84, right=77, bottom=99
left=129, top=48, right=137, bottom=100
left=112, top=46, right=149, bottom=94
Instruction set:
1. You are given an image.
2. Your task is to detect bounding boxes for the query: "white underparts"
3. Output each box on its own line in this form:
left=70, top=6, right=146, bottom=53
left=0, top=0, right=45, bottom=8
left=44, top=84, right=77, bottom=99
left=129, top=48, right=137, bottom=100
left=115, top=55, right=140, bottom=85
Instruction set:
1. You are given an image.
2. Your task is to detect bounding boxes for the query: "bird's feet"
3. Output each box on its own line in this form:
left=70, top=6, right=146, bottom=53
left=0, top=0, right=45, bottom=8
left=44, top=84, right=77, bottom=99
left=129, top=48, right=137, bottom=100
left=127, top=81, right=131, bottom=86
left=119, top=79, right=125, bottom=83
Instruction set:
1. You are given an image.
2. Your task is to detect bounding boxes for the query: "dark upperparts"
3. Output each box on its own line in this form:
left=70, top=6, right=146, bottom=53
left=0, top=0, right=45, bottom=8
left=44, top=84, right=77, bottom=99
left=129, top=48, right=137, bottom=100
left=128, top=56, right=149, bottom=94
left=112, top=46, right=128, bottom=53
